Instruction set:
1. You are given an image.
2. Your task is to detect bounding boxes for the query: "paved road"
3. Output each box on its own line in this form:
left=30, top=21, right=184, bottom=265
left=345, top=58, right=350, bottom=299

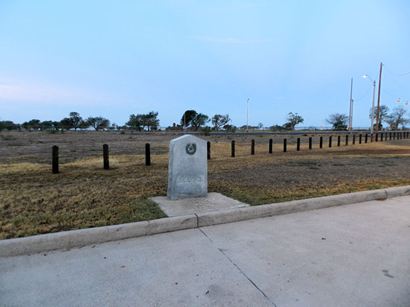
left=1, top=196, right=410, bottom=307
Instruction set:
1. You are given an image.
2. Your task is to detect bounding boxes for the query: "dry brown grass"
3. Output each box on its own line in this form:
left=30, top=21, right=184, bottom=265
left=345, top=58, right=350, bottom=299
left=1, top=134, right=410, bottom=239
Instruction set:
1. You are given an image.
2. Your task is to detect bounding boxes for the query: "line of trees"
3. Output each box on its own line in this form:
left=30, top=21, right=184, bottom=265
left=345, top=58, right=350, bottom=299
left=1, top=106, right=409, bottom=132
left=11, top=112, right=112, bottom=131
left=326, top=106, right=409, bottom=131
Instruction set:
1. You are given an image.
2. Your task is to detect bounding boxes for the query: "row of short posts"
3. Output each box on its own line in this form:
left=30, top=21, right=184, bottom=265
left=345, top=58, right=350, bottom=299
left=52, top=143, right=152, bottom=173
left=51, top=131, right=409, bottom=173
left=244, top=131, right=408, bottom=156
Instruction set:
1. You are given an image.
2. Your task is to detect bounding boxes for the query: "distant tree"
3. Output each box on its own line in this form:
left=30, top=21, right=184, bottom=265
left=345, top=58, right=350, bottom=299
left=270, top=124, right=287, bottom=131
left=79, top=120, right=90, bottom=129
left=211, top=114, right=231, bottom=131
left=40, top=120, right=57, bottom=131
left=126, top=112, right=159, bottom=131
left=142, top=111, right=160, bottom=131
left=258, top=122, right=264, bottom=129
left=52, top=121, right=61, bottom=130
left=0, top=120, right=19, bottom=131
left=69, top=112, right=83, bottom=130
left=180, top=110, right=209, bottom=130
left=191, top=113, right=209, bottom=130
left=22, top=119, right=41, bottom=130
left=59, top=117, right=73, bottom=130
left=370, top=105, right=389, bottom=129
left=127, top=114, right=143, bottom=131
left=180, top=110, right=198, bottom=128
left=327, top=113, right=348, bottom=130
left=87, top=117, right=110, bottom=131
left=283, top=112, right=304, bottom=130
left=385, top=107, right=409, bottom=130
left=223, top=124, right=237, bottom=133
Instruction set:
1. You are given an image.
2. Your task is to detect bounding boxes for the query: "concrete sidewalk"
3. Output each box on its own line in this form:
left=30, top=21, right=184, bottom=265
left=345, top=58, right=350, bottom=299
left=1, top=196, right=410, bottom=307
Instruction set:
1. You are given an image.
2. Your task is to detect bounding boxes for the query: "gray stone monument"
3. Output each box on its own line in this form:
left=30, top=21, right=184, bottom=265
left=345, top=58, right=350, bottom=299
left=167, top=134, right=207, bottom=200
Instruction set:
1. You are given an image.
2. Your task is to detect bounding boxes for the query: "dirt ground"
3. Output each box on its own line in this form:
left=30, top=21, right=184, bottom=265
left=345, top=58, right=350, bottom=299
left=1, top=131, right=410, bottom=239
left=0, top=130, right=395, bottom=163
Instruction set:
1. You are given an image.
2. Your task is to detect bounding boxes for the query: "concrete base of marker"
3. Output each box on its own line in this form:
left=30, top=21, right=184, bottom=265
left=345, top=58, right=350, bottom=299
left=1, top=186, right=410, bottom=257
left=151, top=192, right=249, bottom=217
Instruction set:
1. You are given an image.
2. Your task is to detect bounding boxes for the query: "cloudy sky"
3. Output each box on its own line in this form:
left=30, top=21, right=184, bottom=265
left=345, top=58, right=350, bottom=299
left=0, top=0, right=409, bottom=128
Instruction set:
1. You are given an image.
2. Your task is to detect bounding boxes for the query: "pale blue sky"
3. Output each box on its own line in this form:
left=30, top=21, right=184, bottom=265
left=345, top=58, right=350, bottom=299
left=0, top=0, right=409, bottom=128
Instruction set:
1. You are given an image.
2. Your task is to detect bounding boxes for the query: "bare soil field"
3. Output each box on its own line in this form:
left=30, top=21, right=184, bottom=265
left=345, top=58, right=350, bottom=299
left=1, top=131, right=410, bottom=239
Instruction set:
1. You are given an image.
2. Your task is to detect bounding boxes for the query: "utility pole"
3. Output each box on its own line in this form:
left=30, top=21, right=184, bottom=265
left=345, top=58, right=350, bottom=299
left=246, top=98, right=250, bottom=133
left=370, top=80, right=376, bottom=134
left=375, top=62, right=383, bottom=132
left=348, top=78, right=354, bottom=131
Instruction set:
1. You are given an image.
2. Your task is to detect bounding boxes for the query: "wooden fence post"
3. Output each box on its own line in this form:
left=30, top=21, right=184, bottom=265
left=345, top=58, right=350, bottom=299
left=296, top=138, right=300, bottom=151
left=328, top=136, right=332, bottom=148
left=309, top=137, right=312, bottom=150
left=207, top=141, right=211, bottom=160
left=319, top=136, right=323, bottom=149
left=337, top=135, right=341, bottom=147
left=283, top=138, right=287, bottom=152
left=269, top=139, right=273, bottom=154
left=145, top=143, right=151, bottom=166
left=52, top=145, right=59, bottom=174
left=345, top=135, right=348, bottom=146
left=251, top=139, right=255, bottom=155
left=231, top=140, right=235, bottom=157
left=359, top=134, right=362, bottom=144
left=103, top=144, right=109, bottom=170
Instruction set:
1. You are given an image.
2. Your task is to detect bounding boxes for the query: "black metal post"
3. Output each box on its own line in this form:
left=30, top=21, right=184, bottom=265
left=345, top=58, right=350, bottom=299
left=52, top=145, right=59, bottom=174
left=103, top=144, right=109, bottom=170
left=145, top=143, right=151, bottom=166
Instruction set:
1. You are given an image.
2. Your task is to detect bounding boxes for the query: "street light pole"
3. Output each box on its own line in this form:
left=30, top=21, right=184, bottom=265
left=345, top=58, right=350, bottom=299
left=362, top=74, right=376, bottom=134
left=375, top=62, right=383, bottom=132
left=246, top=98, right=250, bottom=133
left=348, top=78, right=354, bottom=131
left=371, top=80, right=376, bottom=134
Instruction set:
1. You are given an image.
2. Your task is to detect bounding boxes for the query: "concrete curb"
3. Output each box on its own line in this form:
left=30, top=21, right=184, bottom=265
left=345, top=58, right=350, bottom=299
left=1, top=186, right=409, bottom=257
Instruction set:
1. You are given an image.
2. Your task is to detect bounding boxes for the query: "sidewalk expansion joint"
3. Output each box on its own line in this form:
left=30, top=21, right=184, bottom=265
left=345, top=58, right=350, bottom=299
left=198, top=227, right=277, bottom=307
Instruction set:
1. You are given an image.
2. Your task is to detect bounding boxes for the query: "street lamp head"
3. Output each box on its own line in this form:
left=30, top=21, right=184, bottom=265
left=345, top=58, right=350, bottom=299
left=362, top=74, right=375, bottom=83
